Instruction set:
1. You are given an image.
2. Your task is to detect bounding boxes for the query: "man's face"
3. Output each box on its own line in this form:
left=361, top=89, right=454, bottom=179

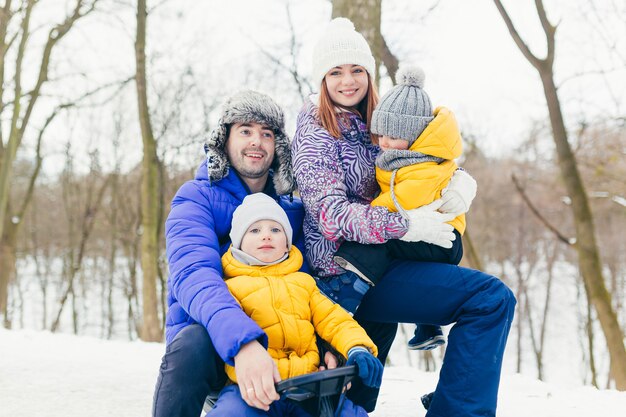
left=225, top=122, right=275, bottom=180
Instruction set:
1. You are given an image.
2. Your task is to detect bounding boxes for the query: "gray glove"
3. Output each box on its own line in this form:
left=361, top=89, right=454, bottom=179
left=399, top=200, right=456, bottom=248
left=439, top=169, right=477, bottom=215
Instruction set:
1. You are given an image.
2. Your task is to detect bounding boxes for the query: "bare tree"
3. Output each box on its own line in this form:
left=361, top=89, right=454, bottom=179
left=50, top=148, right=111, bottom=333
left=135, top=0, right=162, bottom=342
left=525, top=240, right=559, bottom=381
left=493, top=0, right=626, bottom=389
left=0, top=0, right=98, bottom=326
left=116, top=168, right=142, bottom=340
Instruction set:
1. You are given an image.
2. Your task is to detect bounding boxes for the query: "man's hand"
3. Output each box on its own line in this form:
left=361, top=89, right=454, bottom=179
left=234, top=340, right=280, bottom=410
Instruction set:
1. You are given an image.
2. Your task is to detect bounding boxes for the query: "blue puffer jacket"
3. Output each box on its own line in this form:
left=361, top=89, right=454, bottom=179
left=164, top=160, right=307, bottom=366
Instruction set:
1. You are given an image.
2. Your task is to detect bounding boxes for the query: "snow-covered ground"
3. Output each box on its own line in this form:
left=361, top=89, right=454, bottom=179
left=1, top=329, right=625, bottom=417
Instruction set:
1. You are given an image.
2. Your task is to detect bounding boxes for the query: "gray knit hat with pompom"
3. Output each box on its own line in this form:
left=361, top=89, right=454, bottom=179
left=371, top=65, right=433, bottom=146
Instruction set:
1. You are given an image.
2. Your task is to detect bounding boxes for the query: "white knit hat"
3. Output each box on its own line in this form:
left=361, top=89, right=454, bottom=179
left=311, top=17, right=376, bottom=86
left=229, top=193, right=293, bottom=250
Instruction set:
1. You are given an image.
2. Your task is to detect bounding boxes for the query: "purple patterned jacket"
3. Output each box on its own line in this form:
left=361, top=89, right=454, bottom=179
left=292, top=98, right=408, bottom=277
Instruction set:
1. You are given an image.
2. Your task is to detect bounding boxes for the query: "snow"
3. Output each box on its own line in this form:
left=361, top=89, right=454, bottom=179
left=2, top=329, right=625, bottom=417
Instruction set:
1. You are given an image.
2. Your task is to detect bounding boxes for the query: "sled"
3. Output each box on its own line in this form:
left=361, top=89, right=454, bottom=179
left=203, top=365, right=358, bottom=416
left=276, top=365, right=358, bottom=417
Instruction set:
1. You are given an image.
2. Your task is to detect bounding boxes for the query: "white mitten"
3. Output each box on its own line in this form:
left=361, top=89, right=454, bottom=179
left=439, top=169, right=477, bottom=215
left=399, top=200, right=457, bottom=248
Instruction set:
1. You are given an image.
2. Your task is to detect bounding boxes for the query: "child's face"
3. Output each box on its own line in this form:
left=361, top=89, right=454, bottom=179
left=240, top=220, right=288, bottom=263
left=379, top=135, right=409, bottom=151
left=324, top=64, right=369, bottom=108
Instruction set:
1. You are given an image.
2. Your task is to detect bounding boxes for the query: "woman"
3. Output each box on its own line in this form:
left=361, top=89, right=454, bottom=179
left=291, top=17, right=516, bottom=417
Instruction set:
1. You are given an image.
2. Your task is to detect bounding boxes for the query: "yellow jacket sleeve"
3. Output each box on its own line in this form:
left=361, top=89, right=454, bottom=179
left=309, top=287, right=377, bottom=358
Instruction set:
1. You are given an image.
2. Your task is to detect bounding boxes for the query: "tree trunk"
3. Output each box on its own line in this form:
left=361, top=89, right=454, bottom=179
left=586, top=288, right=599, bottom=388
left=539, top=71, right=626, bottom=389
left=0, top=220, right=17, bottom=328
left=461, top=226, right=484, bottom=271
left=0, top=0, right=33, bottom=242
left=135, top=0, right=162, bottom=342
left=515, top=276, right=524, bottom=373
left=535, top=247, right=557, bottom=381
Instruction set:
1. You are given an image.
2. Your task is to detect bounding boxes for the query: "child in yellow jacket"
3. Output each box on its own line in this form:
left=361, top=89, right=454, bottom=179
left=329, top=66, right=477, bottom=351
left=209, top=192, right=382, bottom=417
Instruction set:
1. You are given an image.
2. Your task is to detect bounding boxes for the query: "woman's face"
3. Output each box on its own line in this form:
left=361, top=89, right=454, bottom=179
left=324, top=64, right=369, bottom=108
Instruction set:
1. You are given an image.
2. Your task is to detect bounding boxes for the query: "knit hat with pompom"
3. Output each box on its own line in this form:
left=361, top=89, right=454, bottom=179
left=371, top=65, right=433, bottom=145
left=311, top=17, right=376, bottom=86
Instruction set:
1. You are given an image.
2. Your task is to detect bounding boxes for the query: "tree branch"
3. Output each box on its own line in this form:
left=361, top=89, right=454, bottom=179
left=511, top=173, right=572, bottom=246
left=19, top=0, right=99, bottom=141
left=381, top=35, right=399, bottom=83
left=249, top=3, right=312, bottom=100
left=15, top=107, right=47, bottom=220
left=492, top=0, right=543, bottom=70
left=534, top=0, right=556, bottom=68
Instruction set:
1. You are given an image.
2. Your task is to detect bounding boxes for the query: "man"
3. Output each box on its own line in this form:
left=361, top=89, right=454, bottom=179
left=152, top=91, right=392, bottom=416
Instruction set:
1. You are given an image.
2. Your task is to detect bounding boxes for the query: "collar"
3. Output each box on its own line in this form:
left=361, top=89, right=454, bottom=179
left=230, top=247, right=289, bottom=266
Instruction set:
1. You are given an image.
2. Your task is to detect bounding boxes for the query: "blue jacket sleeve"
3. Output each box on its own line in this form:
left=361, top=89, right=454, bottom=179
left=165, top=181, right=267, bottom=365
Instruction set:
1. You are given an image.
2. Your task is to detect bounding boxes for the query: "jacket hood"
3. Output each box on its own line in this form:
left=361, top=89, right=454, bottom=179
left=409, top=106, right=462, bottom=160
left=297, top=98, right=319, bottom=127
left=222, top=245, right=303, bottom=278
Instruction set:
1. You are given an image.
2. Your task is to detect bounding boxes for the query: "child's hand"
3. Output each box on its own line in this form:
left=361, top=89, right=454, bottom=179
left=440, top=169, right=477, bottom=214
left=318, top=350, right=338, bottom=371
left=400, top=200, right=456, bottom=247
left=346, top=347, right=383, bottom=388
left=319, top=350, right=353, bottom=389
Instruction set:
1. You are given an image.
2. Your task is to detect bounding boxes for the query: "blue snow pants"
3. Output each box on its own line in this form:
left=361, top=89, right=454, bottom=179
left=152, top=324, right=226, bottom=417
left=207, top=385, right=367, bottom=417
left=351, top=260, right=516, bottom=417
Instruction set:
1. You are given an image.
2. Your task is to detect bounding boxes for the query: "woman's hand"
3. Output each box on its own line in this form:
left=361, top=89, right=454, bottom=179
left=399, top=200, right=456, bottom=247
left=439, top=169, right=477, bottom=214
left=234, top=340, right=281, bottom=410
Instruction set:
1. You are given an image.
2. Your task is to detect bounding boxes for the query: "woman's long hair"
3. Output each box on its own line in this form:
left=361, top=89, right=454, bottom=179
left=317, top=73, right=379, bottom=144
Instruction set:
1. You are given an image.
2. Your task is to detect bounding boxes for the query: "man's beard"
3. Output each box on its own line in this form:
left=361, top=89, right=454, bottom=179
left=231, top=150, right=273, bottom=179
left=237, top=165, right=270, bottom=179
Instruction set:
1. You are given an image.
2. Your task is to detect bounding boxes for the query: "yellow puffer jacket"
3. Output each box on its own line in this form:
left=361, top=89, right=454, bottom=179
left=372, top=106, right=466, bottom=234
left=221, top=246, right=377, bottom=382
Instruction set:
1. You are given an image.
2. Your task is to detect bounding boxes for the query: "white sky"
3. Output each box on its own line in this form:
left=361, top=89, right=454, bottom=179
left=15, top=0, right=626, bottom=174
left=159, top=0, right=625, bottom=154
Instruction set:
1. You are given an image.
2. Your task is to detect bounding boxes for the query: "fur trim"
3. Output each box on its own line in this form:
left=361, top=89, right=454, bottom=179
left=204, top=91, right=296, bottom=195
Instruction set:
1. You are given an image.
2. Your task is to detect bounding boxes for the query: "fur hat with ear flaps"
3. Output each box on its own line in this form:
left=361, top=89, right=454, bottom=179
left=203, top=90, right=296, bottom=195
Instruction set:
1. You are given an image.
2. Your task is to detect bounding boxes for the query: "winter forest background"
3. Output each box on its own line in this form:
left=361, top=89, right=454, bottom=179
left=1, top=0, right=626, bottom=400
